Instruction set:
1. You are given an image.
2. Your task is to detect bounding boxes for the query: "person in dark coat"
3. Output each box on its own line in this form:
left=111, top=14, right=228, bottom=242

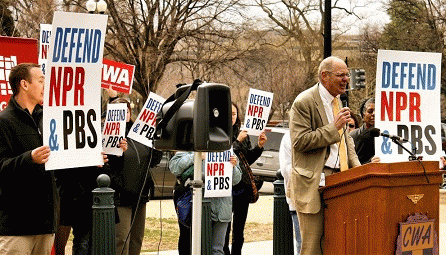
left=350, top=98, right=376, bottom=164
left=0, top=63, right=57, bottom=254
left=56, top=166, right=109, bottom=254
left=55, top=94, right=125, bottom=255
left=223, top=102, right=267, bottom=255
left=107, top=97, right=163, bottom=255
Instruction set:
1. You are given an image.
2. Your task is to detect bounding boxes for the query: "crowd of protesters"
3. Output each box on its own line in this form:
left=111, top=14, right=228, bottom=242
left=0, top=63, right=159, bottom=255
left=4, top=59, right=444, bottom=255
left=0, top=62, right=370, bottom=255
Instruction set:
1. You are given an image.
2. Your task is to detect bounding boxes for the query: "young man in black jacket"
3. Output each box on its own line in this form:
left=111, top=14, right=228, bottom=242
left=0, top=63, right=57, bottom=254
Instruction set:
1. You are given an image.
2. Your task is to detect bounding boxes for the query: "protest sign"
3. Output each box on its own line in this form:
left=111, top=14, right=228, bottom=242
left=102, top=103, right=127, bottom=156
left=43, top=11, right=107, bottom=170
left=127, top=92, right=165, bottom=147
left=204, top=149, right=233, bottom=198
left=375, top=49, right=442, bottom=163
left=101, top=58, right=135, bottom=94
left=39, top=24, right=52, bottom=75
left=0, top=36, right=38, bottom=111
left=243, top=88, right=274, bottom=136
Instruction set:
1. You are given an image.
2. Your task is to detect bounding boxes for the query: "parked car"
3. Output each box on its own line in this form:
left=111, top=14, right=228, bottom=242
left=149, top=151, right=176, bottom=198
left=248, top=127, right=288, bottom=190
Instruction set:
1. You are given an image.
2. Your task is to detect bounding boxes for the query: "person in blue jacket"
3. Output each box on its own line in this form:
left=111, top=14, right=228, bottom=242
left=170, top=151, right=241, bottom=255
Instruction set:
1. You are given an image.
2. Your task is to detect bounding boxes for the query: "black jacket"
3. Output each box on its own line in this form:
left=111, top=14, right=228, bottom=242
left=108, top=122, right=163, bottom=207
left=0, top=97, right=58, bottom=235
left=56, top=165, right=105, bottom=227
left=232, top=125, right=263, bottom=186
left=350, top=124, right=375, bottom=164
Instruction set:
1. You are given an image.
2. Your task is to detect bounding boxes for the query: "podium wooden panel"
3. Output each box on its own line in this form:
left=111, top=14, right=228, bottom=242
left=321, top=161, right=444, bottom=255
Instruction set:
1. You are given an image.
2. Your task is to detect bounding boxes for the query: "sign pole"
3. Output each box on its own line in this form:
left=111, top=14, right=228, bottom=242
left=191, top=151, right=203, bottom=254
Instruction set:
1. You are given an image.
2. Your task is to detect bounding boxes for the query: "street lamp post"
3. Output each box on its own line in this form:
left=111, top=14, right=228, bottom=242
left=324, top=0, right=331, bottom=58
left=86, top=0, right=107, bottom=14
left=85, top=2, right=109, bottom=254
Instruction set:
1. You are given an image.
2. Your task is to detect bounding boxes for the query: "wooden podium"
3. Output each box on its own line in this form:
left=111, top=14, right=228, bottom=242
left=321, top=161, right=444, bottom=255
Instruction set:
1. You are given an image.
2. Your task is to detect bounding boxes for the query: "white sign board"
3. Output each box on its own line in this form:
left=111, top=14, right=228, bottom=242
left=375, top=49, right=442, bottom=163
left=39, top=24, right=52, bottom=75
left=102, top=103, right=127, bottom=156
left=243, top=88, right=274, bottom=136
left=204, top=149, right=233, bottom=198
left=127, top=92, right=165, bottom=147
left=43, top=12, right=107, bottom=170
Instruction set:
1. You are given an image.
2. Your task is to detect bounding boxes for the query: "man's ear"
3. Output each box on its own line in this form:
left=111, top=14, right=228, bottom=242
left=17, top=80, right=28, bottom=93
left=321, top=71, right=330, bottom=80
left=18, top=79, right=28, bottom=93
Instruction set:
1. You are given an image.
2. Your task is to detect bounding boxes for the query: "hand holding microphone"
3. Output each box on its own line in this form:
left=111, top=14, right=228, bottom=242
left=334, top=95, right=351, bottom=131
left=334, top=108, right=350, bottom=130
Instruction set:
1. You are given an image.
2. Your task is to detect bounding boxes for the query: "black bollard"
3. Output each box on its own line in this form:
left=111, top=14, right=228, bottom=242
left=273, top=170, right=294, bottom=255
left=92, top=174, right=116, bottom=255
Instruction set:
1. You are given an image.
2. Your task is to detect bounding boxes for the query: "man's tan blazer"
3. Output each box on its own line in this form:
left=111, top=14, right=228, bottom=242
left=288, top=84, right=360, bottom=214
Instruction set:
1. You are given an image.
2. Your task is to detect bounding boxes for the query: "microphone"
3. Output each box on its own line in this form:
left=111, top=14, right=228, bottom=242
left=369, top=128, right=409, bottom=143
left=369, top=128, right=381, bottom=137
left=340, top=94, right=348, bottom=108
left=381, top=133, right=409, bottom=143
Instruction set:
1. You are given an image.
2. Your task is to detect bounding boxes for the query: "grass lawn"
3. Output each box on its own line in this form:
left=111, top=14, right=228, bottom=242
left=63, top=217, right=273, bottom=253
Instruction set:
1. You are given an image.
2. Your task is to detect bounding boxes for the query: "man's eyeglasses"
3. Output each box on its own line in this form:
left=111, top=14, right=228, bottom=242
left=327, top=71, right=351, bottom=78
left=348, top=124, right=355, bottom=128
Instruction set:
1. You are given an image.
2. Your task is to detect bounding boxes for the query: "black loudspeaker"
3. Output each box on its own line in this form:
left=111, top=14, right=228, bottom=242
left=154, top=99, right=195, bottom=151
left=153, top=82, right=232, bottom=152
left=193, top=83, right=232, bottom=151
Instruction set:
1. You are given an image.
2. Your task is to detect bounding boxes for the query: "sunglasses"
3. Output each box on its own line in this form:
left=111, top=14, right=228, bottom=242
left=348, top=124, right=355, bottom=128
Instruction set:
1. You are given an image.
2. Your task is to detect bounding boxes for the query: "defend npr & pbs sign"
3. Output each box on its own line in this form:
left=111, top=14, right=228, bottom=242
left=375, top=50, right=442, bottom=163
left=43, top=12, right=107, bottom=170
left=243, top=88, right=274, bottom=136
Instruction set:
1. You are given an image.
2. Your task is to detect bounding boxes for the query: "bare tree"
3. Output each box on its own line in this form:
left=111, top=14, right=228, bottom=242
left=255, top=0, right=362, bottom=86
left=12, top=0, right=84, bottom=38
left=12, top=0, right=252, bottom=103
left=250, top=0, right=376, bottom=118
left=0, top=0, right=16, bottom=36
left=103, top=0, right=252, bottom=101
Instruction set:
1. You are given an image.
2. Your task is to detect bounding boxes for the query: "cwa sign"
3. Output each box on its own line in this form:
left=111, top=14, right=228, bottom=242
left=101, top=58, right=135, bottom=94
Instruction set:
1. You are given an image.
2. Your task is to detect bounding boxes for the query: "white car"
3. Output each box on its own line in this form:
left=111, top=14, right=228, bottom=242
left=248, top=127, right=288, bottom=190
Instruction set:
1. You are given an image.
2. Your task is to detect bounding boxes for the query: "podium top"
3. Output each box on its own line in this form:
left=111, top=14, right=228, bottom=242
left=322, top=161, right=443, bottom=189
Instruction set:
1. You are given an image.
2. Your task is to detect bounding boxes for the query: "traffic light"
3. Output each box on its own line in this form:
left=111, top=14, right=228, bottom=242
left=350, top=68, right=366, bottom=89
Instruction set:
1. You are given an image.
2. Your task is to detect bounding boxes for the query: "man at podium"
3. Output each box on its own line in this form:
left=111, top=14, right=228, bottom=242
left=288, top=56, right=361, bottom=255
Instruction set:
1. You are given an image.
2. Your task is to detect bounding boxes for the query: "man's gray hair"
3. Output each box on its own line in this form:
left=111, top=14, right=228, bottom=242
left=317, top=56, right=345, bottom=82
